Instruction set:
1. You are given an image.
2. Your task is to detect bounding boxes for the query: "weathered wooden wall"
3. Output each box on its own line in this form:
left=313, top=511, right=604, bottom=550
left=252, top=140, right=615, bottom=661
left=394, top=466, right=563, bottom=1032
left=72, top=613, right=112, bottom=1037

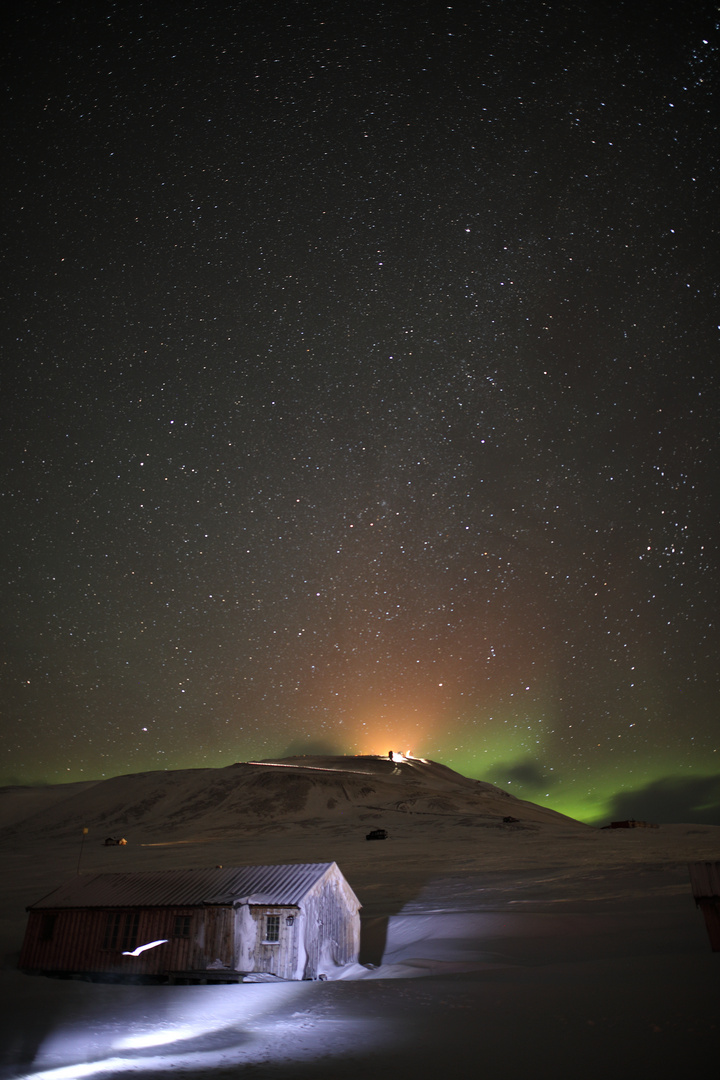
left=301, top=868, right=361, bottom=978
left=244, top=907, right=299, bottom=980
left=18, top=906, right=234, bottom=976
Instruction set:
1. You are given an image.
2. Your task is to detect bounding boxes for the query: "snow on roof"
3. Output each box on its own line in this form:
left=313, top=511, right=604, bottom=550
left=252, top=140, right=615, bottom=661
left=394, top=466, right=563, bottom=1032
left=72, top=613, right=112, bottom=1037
left=28, top=863, right=343, bottom=910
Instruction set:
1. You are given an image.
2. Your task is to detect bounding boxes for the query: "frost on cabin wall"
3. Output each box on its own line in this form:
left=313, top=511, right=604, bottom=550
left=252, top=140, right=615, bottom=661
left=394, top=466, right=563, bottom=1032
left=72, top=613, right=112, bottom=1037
left=234, top=903, right=255, bottom=973
left=292, top=907, right=309, bottom=981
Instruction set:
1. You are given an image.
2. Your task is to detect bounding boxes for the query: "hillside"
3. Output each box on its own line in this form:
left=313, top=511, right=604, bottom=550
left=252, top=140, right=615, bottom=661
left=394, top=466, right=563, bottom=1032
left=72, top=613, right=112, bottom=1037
left=0, top=755, right=586, bottom=842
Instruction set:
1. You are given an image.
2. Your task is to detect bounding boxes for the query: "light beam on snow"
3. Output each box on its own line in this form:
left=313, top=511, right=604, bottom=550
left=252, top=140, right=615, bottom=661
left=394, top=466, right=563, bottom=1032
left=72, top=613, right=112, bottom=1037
left=20, top=983, right=312, bottom=1079
left=114, top=1025, right=207, bottom=1049
left=19, top=1061, right=136, bottom=1080
left=17, top=977, right=396, bottom=1080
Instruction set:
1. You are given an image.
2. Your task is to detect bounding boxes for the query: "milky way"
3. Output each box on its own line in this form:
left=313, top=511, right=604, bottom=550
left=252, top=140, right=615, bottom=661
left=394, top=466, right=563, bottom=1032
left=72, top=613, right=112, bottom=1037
left=2, top=1, right=718, bottom=823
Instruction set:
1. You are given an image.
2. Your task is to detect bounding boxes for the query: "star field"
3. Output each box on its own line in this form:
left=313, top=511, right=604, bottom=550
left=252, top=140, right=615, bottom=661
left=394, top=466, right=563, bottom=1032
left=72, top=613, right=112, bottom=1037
left=1, top=1, right=718, bottom=823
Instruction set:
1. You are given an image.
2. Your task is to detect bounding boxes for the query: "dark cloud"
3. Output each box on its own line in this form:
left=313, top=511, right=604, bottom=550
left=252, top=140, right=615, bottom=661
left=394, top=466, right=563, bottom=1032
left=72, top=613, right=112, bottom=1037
left=0, top=777, right=53, bottom=789
left=603, top=774, right=720, bottom=826
left=489, top=760, right=550, bottom=795
left=278, top=737, right=346, bottom=759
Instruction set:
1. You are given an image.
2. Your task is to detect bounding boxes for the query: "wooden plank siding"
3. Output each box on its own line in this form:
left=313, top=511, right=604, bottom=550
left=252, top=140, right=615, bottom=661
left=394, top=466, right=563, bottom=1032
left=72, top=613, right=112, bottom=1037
left=302, top=869, right=361, bottom=978
left=246, top=907, right=300, bottom=980
left=18, top=906, right=234, bottom=977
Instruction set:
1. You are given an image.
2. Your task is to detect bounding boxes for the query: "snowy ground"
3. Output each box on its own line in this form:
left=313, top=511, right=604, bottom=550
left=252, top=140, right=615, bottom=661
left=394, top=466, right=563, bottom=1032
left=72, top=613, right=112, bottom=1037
left=0, top=760, right=718, bottom=1079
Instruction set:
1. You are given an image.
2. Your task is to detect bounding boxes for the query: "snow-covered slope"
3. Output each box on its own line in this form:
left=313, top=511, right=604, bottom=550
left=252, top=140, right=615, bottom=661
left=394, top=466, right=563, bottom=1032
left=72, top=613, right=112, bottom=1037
left=0, top=755, right=584, bottom=843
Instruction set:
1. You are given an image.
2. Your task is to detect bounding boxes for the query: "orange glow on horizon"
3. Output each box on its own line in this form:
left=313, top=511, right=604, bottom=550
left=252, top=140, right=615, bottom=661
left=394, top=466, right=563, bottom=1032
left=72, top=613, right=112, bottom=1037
left=352, top=704, right=435, bottom=760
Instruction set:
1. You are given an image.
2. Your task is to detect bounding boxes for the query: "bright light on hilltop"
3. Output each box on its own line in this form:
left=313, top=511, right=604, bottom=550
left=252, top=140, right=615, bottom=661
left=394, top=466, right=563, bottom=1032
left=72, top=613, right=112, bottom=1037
left=385, top=751, right=427, bottom=764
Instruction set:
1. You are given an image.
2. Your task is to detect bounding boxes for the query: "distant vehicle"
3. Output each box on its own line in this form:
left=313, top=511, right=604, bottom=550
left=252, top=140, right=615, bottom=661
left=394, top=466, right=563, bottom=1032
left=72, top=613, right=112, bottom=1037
left=103, top=837, right=128, bottom=846
left=366, top=828, right=388, bottom=841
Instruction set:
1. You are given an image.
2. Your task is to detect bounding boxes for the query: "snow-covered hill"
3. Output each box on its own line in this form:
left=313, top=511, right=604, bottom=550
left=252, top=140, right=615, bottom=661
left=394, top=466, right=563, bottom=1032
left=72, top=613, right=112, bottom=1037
left=0, top=755, right=584, bottom=843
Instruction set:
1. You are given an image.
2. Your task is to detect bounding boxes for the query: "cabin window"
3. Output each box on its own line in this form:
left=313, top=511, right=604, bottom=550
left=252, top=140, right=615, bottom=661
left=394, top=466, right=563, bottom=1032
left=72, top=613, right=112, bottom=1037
left=103, top=912, right=139, bottom=951
left=173, top=914, right=192, bottom=938
left=264, top=914, right=280, bottom=943
left=40, top=913, right=57, bottom=942
left=121, top=912, right=139, bottom=952
left=103, top=912, right=122, bottom=949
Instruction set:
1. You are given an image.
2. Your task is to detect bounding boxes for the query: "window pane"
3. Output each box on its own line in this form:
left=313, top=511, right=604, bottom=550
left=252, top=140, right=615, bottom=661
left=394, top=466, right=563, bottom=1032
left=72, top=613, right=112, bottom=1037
left=173, top=915, right=192, bottom=938
left=121, top=912, right=139, bottom=952
left=265, top=915, right=280, bottom=942
left=103, top=912, right=122, bottom=950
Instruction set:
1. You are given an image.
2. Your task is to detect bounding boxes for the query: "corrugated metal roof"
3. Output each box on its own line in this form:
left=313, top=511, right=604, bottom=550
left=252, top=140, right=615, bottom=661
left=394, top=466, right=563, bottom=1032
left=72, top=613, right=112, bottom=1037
left=689, top=861, right=720, bottom=899
left=28, top=863, right=339, bottom=910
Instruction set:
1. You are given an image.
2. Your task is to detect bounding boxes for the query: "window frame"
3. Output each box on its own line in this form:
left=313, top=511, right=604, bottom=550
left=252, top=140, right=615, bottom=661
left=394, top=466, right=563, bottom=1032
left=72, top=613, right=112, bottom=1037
left=173, top=914, right=193, bottom=939
left=263, top=913, right=281, bottom=944
left=102, top=911, right=139, bottom=952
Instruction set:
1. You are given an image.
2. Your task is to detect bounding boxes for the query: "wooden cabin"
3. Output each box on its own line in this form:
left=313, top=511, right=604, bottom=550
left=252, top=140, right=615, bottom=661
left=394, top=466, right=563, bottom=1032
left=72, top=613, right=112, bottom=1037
left=19, top=862, right=361, bottom=983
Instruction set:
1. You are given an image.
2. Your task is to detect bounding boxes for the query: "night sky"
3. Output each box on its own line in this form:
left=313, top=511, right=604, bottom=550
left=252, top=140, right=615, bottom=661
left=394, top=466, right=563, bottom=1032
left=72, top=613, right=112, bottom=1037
left=2, top=1, right=718, bottom=824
